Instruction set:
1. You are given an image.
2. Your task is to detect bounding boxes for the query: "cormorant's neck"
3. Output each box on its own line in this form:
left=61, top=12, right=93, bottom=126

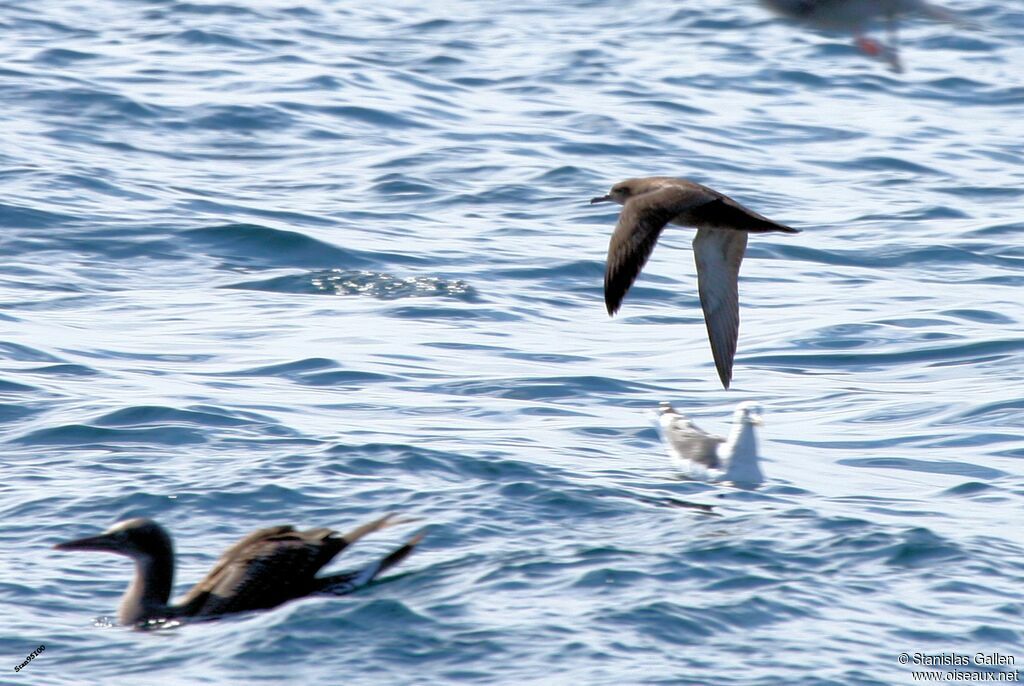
left=119, top=549, right=174, bottom=626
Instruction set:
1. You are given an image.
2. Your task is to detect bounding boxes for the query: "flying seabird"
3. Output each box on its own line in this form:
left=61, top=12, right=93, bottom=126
left=591, top=177, right=800, bottom=389
left=759, top=0, right=968, bottom=71
left=657, top=401, right=765, bottom=487
left=54, top=514, right=421, bottom=627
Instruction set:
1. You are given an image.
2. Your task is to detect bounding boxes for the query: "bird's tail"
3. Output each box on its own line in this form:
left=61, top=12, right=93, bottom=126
left=314, top=533, right=424, bottom=596
left=341, top=513, right=420, bottom=546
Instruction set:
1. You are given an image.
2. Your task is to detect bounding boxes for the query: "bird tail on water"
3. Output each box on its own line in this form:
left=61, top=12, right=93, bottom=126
left=313, top=533, right=424, bottom=596
left=341, top=513, right=419, bottom=546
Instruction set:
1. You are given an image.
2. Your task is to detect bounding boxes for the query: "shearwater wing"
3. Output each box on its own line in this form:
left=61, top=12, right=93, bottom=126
left=604, top=183, right=717, bottom=315
left=693, top=228, right=746, bottom=389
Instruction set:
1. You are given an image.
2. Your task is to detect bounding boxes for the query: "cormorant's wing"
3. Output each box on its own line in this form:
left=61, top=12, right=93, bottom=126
left=178, top=515, right=406, bottom=616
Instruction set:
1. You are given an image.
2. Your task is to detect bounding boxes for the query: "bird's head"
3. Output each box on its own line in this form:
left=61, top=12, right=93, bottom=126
left=733, top=401, right=764, bottom=426
left=54, top=518, right=171, bottom=561
left=590, top=179, right=641, bottom=206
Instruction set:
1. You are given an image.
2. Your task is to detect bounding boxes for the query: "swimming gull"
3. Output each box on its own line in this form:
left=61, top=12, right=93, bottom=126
left=591, top=177, right=800, bottom=389
left=657, top=401, right=765, bottom=487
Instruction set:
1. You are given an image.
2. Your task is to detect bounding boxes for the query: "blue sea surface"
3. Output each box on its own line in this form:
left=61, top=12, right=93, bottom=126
left=2, top=0, right=1023, bottom=684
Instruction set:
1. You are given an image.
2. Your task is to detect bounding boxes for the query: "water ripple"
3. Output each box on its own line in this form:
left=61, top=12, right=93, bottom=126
left=2, top=0, right=1023, bottom=683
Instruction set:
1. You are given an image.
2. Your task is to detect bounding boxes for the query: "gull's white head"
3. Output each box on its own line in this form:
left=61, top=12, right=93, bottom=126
left=733, top=401, right=764, bottom=426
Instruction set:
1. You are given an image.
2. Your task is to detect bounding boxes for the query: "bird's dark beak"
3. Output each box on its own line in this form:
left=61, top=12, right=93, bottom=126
left=54, top=532, right=117, bottom=553
left=590, top=194, right=612, bottom=204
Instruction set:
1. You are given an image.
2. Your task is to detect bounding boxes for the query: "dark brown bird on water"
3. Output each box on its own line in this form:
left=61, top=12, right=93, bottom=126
left=591, top=177, right=800, bottom=389
left=54, top=513, right=421, bottom=627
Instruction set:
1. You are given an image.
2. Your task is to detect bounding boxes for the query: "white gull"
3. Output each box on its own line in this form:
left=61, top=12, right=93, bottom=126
left=657, top=401, right=765, bottom=487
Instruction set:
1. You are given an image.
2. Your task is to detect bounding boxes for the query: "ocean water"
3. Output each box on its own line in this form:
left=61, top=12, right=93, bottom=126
left=2, top=0, right=1023, bottom=683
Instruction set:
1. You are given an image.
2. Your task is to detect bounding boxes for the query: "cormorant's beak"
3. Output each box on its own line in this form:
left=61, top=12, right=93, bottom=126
left=54, top=532, right=119, bottom=553
left=590, top=194, right=612, bottom=204
left=750, top=414, right=765, bottom=426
